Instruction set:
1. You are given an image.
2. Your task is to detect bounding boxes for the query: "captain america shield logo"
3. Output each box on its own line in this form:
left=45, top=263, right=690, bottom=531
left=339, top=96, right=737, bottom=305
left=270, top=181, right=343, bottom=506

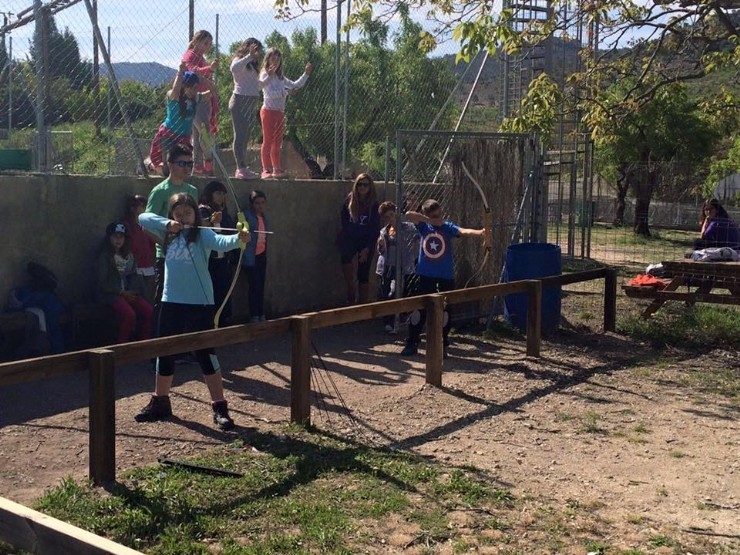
left=421, top=231, right=447, bottom=260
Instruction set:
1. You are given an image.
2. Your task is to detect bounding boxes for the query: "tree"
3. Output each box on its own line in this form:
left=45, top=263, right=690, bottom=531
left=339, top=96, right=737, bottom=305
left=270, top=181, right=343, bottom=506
left=596, top=82, right=717, bottom=234
left=282, top=0, right=739, bottom=228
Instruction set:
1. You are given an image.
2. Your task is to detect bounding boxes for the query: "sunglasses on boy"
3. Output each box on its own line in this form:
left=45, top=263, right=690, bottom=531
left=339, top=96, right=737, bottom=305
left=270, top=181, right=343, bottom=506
left=171, top=160, right=194, bottom=168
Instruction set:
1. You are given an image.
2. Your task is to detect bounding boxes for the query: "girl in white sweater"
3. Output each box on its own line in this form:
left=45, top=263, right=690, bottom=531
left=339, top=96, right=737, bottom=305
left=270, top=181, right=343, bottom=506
left=258, top=48, right=312, bottom=179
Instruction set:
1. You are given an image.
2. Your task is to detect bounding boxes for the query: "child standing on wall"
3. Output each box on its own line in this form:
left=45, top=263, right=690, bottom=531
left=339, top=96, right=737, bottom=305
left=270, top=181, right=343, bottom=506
left=149, top=65, right=213, bottom=175
left=230, top=37, right=264, bottom=180
left=136, top=193, right=250, bottom=430
left=182, top=30, right=219, bottom=175
left=401, top=199, right=486, bottom=358
left=258, top=48, right=312, bottom=179
left=95, top=222, right=153, bottom=344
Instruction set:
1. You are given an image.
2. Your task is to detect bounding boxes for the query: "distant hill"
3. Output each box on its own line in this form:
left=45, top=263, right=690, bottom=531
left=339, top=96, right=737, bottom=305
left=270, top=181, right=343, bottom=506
left=100, top=62, right=176, bottom=87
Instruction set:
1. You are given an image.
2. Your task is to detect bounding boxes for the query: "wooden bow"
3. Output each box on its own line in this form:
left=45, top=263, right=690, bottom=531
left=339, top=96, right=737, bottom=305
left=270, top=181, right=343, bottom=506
left=461, top=161, right=492, bottom=288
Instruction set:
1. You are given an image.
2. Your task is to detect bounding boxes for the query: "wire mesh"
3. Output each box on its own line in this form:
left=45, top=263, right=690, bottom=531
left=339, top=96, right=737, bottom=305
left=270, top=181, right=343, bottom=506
left=0, top=0, right=463, bottom=178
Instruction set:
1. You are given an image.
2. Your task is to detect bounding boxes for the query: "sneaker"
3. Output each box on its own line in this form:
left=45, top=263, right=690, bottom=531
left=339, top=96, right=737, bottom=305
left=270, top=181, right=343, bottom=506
left=400, top=341, right=418, bottom=357
left=135, top=395, right=172, bottom=422
left=271, top=169, right=288, bottom=179
left=235, top=168, right=259, bottom=180
left=212, top=400, right=235, bottom=431
left=384, top=324, right=395, bottom=334
left=193, top=165, right=206, bottom=174
left=260, top=170, right=273, bottom=179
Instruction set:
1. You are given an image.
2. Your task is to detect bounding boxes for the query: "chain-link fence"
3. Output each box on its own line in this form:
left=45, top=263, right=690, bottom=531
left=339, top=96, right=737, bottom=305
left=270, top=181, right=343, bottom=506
left=0, top=0, right=468, bottom=177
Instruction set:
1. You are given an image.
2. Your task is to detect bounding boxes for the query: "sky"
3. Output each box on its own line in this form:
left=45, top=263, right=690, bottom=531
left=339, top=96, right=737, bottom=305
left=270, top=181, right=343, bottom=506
left=1, top=0, right=468, bottom=68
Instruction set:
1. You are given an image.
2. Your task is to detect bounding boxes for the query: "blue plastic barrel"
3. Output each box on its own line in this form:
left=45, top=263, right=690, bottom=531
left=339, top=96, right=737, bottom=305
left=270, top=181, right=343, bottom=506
left=503, top=243, right=562, bottom=333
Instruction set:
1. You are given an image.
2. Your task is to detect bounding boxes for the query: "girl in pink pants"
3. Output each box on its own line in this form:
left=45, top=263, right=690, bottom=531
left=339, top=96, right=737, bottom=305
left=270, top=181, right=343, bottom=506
left=95, top=222, right=153, bottom=343
left=258, top=49, right=313, bottom=179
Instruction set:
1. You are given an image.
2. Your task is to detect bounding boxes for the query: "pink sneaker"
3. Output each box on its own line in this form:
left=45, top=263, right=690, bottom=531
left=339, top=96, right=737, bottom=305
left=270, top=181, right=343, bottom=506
left=272, top=169, right=288, bottom=179
left=260, top=170, right=273, bottom=179
left=193, top=165, right=206, bottom=174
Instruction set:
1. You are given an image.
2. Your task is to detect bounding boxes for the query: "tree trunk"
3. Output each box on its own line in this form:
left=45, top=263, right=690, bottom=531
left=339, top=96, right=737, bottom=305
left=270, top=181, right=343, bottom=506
left=614, top=168, right=628, bottom=226
left=631, top=162, right=656, bottom=237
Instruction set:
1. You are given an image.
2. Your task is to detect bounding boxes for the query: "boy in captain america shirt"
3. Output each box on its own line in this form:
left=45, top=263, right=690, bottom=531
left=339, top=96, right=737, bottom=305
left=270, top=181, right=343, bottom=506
left=401, top=198, right=486, bottom=357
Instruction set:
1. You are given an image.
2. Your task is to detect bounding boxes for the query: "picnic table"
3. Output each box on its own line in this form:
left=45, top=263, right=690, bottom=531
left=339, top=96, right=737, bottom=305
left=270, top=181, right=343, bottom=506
left=623, top=259, right=740, bottom=318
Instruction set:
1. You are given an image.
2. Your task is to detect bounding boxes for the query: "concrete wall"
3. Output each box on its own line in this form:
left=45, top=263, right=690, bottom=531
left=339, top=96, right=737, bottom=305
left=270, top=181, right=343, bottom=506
left=0, top=173, right=367, bottom=318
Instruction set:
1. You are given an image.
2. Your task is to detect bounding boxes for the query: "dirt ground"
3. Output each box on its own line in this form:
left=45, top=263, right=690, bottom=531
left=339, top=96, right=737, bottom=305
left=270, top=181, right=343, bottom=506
left=0, top=303, right=738, bottom=553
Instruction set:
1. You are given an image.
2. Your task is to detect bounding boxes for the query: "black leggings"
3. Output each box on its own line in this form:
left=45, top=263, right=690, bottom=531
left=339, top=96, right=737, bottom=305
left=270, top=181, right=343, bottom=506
left=155, top=302, right=218, bottom=377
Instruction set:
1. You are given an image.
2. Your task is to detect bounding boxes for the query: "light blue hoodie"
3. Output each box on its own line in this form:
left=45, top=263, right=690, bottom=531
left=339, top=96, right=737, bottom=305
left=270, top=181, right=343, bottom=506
left=139, top=213, right=242, bottom=305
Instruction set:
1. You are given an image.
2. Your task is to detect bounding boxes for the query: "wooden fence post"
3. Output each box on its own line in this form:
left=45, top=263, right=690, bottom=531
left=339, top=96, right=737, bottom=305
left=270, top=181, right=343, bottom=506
left=425, top=294, right=445, bottom=387
left=290, top=316, right=312, bottom=426
left=88, top=348, right=116, bottom=486
left=604, top=268, right=617, bottom=332
left=526, top=280, right=542, bottom=358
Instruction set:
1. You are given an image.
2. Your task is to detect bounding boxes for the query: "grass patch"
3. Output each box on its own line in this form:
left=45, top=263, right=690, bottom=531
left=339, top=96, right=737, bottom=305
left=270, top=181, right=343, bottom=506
left=29, top=430, right=516, bottom=554
left=580, top=411, right=609, bottom=435
left=620, top=304, right=740, bottom=350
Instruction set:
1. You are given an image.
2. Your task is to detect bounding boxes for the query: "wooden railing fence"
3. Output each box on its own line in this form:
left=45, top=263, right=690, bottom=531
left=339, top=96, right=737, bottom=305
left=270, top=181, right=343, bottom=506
left=0, top=268, right=615, bottom=497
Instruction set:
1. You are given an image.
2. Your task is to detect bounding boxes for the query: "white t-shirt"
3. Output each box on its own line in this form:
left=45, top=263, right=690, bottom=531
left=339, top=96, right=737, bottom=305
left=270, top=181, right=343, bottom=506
left=258, top=71, right=309, bottom=112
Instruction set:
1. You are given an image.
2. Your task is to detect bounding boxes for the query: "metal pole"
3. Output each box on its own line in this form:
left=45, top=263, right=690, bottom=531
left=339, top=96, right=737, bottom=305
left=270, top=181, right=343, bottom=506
left=321, top=0, right=327, bottom=44
left=214, top=14, right=219, bottom=88
left=189, top=0, right=194, bottom=41
left=107, top=26, right=112, bottom=174
left=383, top=136, right=390, bottom=201
left=33, top=0, right=46, bottom=171
left=333, top=0, right=341, bottom=179
left=8, top=35, right=12, bottom=137
left=341, top=0, right=350, bottom=175
left=92, top=0, right=100, bottom=138
left=82, top=0, right=147, bottom=175
left=395, top=131, right=403, bottom=300
left=431, top=50, right=489, bottom=184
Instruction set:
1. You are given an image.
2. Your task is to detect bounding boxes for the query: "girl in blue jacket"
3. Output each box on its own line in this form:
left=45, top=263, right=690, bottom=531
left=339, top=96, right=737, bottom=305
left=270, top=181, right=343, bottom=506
left=137, top=193, right=250, bottom=430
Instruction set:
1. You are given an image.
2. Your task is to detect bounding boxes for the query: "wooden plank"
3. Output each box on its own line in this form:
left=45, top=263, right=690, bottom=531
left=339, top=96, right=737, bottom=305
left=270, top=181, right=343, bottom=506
left=308, top=296, right=427, bottom=329
left=0, top=351, right=89, bottom=387
left=442, top=281, right=530, bottom=304
left=0, top=320, right=292, bottom=387
left=539, top=268, right=607, bottom=287
left=424, top=295, right=445, bottom=387
left=0, top=496, right=143, bottom=554
left=526, top=280, right=542, bottom=358
left=88, top=349, right=116, bottom=486
left=604, top=268, right=617, bottom=332
left=112, top=319, right=292, bottom=365
left=290, top=316, right=312, bottom=426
